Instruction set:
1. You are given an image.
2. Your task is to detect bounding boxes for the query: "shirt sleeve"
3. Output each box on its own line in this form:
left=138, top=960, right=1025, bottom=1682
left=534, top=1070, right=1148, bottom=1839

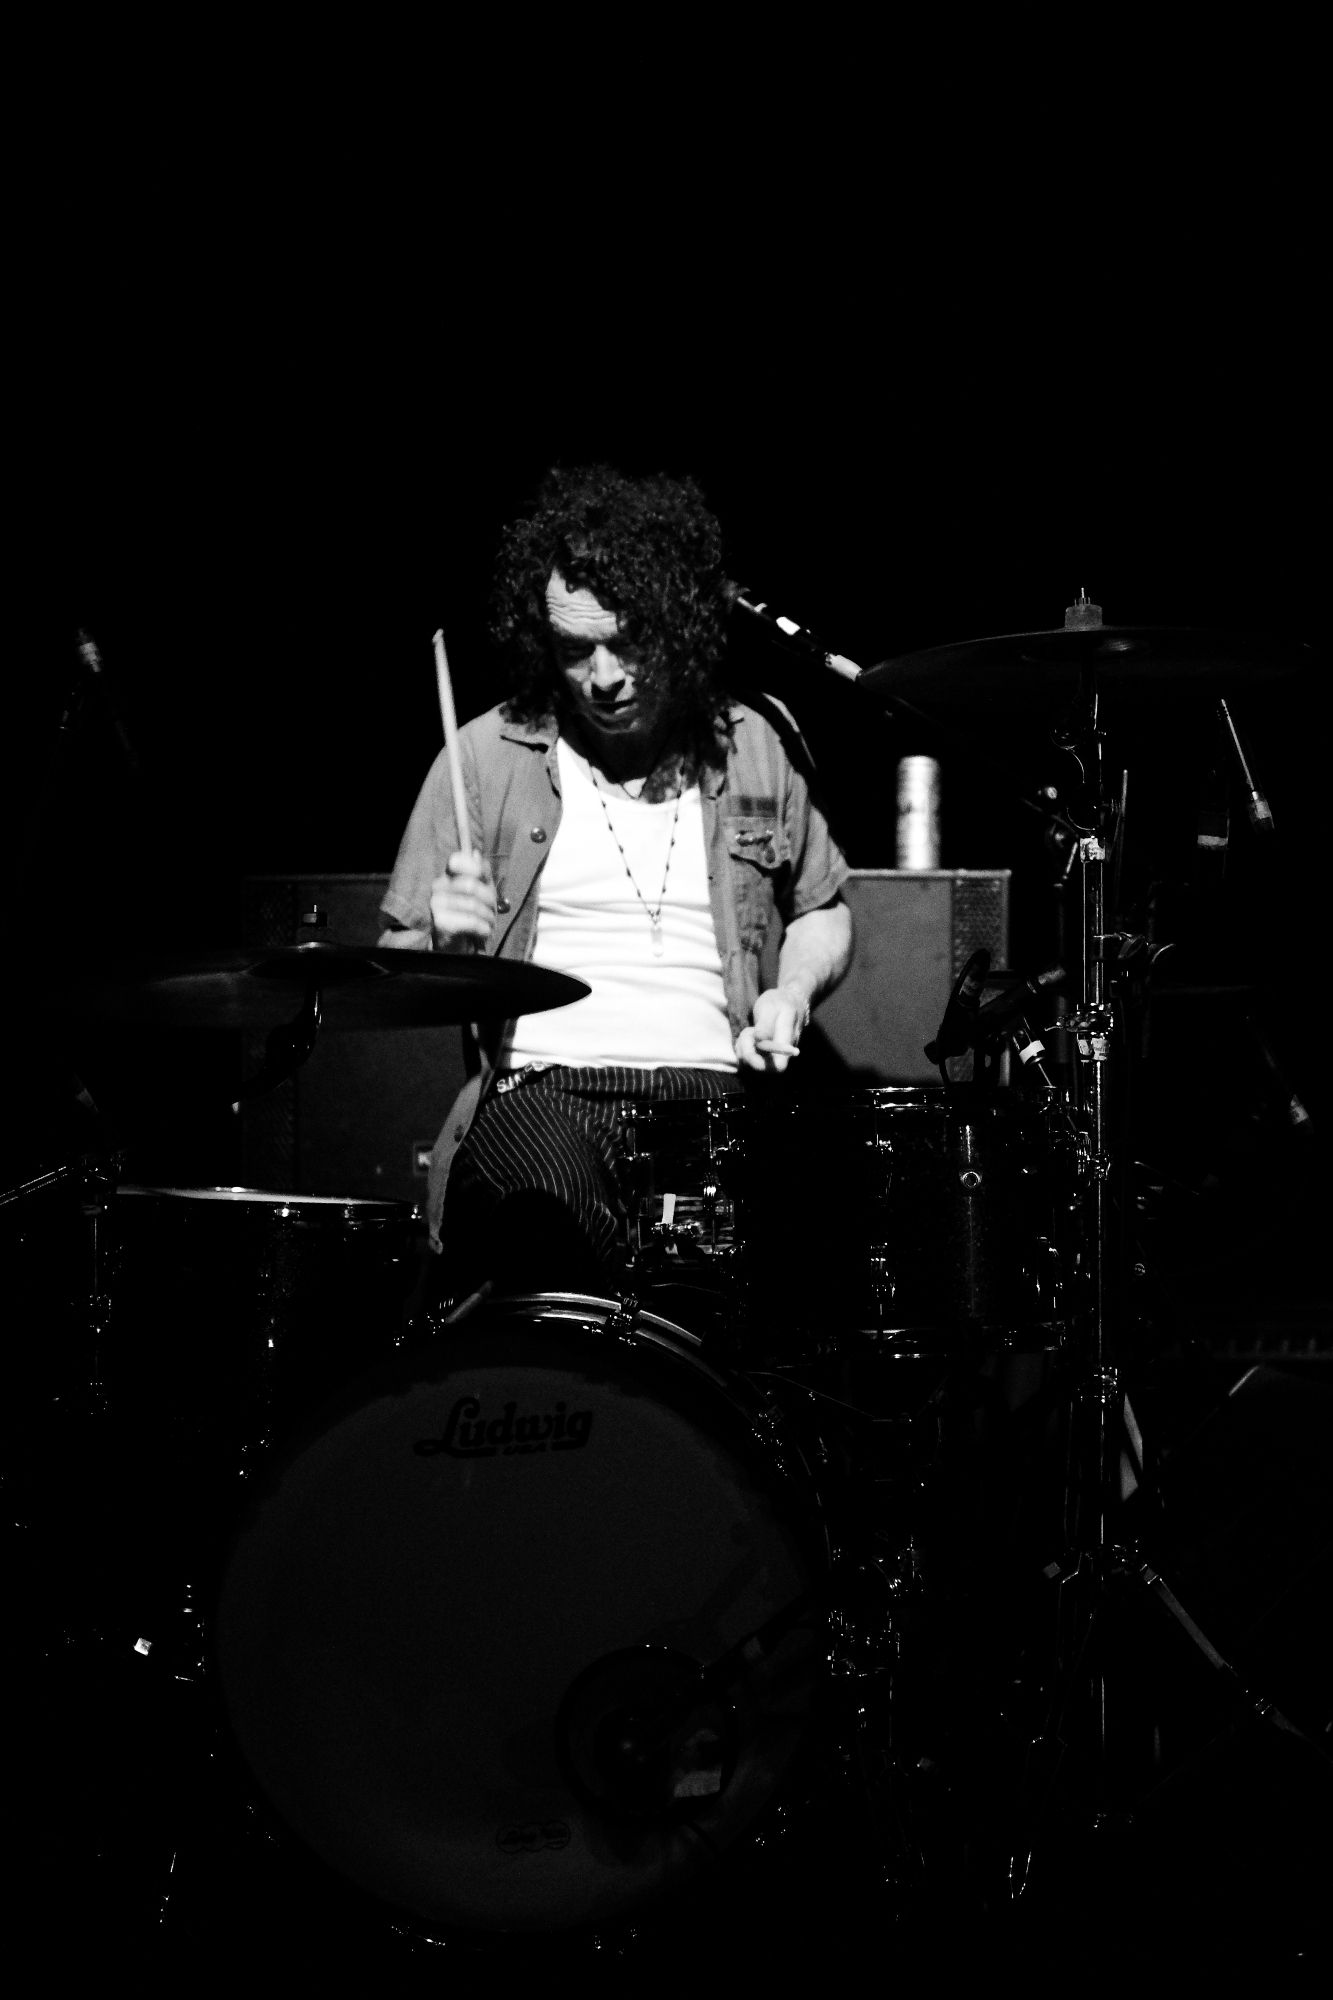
left=380, top=743, right=468, bottom=933
left=781, top=743, right=850, bottom=922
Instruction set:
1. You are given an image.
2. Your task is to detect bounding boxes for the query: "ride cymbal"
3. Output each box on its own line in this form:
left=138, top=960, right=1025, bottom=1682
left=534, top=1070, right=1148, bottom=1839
left=859, top=624, right=1314, bottom=717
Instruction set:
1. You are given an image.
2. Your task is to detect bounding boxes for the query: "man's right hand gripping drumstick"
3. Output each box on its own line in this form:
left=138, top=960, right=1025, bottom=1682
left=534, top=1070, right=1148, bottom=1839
left=429, top=850, right=498, bottom=952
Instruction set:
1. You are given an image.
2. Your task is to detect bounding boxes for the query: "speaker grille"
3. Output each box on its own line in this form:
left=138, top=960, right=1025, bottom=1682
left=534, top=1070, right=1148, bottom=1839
left=951, top=871, right=1009, bottom=976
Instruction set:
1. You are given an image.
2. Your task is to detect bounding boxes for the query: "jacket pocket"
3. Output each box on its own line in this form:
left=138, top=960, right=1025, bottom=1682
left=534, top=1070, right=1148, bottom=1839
left=723, top=815, right=790, bottom=951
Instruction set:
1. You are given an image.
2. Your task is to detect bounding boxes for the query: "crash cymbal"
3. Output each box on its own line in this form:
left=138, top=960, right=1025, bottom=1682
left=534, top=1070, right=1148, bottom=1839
left=860, top=622, right=1315, bottom=716
left=44, top=942, right=590, bottom=1031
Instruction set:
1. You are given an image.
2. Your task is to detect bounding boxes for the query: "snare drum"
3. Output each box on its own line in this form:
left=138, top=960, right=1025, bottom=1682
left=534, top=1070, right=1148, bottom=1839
left=215, top=1291, right=825, bottom=1937
left=620, top=1098, right=749, bottom=1271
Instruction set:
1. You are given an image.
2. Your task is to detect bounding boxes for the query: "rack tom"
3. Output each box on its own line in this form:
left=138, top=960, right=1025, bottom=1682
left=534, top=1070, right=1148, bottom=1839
left=746, top=1085, right=1061, bottom=1350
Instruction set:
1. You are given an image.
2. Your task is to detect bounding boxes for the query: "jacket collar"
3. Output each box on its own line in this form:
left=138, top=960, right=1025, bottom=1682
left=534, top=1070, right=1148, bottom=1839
left=496, top=704, right=742, bottom=797
left=498, top=711, right=556, bottom=750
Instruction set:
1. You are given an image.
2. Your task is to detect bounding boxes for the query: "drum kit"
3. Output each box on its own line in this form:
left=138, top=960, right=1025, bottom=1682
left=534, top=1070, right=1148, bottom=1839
left=9, top=596, right=1325, bottom=1971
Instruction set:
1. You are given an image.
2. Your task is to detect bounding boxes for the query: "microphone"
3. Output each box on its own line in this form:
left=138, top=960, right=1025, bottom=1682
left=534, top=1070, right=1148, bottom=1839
left=76, top=627, right=105, bottom=680
left=73, top=628, right=142, bottom=776
left=924, top=948, right=991, bottom=1065
left=64, top=1069, right=101, bottom=1119
left=1246, top=1016, right=1312, bottom=1134
left=723, top=581, right=863, bottom=683
left=559, top=1649, right=736, bottom=1820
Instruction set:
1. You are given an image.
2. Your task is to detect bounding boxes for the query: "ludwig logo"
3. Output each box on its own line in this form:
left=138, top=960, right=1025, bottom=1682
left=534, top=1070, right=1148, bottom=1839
left=414, top=1394, right=594, bottom=1458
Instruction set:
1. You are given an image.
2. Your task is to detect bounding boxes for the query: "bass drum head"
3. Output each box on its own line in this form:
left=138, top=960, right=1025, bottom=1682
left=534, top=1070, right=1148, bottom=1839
left=215, top=1294, right=822, bottom=1938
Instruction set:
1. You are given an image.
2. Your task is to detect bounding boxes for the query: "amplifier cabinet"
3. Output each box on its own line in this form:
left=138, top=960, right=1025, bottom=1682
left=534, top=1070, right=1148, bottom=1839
left=811, top=869, right=1010, bottom=1082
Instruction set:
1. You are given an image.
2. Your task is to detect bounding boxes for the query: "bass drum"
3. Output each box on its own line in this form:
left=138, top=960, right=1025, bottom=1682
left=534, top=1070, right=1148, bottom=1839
left=215, top=1293, right=825, bottom=1939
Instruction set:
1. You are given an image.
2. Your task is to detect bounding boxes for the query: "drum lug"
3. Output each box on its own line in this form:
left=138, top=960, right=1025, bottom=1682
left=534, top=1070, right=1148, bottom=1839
left=602, top=1296, right=643, bottom=1342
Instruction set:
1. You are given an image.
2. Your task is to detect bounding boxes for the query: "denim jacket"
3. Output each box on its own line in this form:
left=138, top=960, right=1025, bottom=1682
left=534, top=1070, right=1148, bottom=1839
left=381, top=696, right=848, bottom=1239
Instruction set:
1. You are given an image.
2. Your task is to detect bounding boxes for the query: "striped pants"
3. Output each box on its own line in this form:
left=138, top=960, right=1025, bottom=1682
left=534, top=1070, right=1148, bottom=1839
left=441, top=1064, right=739, bottom=1296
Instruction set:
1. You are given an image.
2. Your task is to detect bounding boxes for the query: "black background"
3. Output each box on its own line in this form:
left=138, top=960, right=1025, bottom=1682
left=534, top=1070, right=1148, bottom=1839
left=9, top=29, right=1328, bottom=1173
left=6, top=27, right=1331, bottom=1976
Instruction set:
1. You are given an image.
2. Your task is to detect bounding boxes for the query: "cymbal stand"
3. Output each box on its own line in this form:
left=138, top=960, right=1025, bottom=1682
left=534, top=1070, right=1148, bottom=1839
left=1063, top=674, right=1119, bottom=1585
left=2, top=1141, right=124, bottom=1427
left=232, top=906, right=330, bottom=1103
left=1008, top=672, right=1325, bottom=1902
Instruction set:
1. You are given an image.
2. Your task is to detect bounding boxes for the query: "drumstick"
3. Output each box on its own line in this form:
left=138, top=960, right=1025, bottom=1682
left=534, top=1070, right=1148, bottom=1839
left=433, top=628, right=473, bottom=856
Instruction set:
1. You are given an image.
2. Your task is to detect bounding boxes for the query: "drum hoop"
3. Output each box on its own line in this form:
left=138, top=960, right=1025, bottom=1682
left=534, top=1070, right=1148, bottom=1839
left=621, top=1096, right=747, bottom=1127
left=117, top=1184, right=416, bottom=1221
left=453, top=1289, right=720, bottom=1380
left=423, top=1291, right=814, bottom=1497
left=851, top=1083, right=1019, bottom=1111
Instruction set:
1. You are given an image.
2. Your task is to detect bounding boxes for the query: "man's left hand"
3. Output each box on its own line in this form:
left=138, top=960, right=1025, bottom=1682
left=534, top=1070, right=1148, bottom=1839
left=735, top=986, right=809, bottom=1074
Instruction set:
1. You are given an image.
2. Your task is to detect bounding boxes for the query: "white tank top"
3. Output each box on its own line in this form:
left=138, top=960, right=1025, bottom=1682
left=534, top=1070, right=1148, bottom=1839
left=500, top=738, right=737, bottom=1070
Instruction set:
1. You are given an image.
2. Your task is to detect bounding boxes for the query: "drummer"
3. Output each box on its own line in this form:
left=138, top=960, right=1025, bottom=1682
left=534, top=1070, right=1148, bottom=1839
left=379, top=464, right=852, bottom=1296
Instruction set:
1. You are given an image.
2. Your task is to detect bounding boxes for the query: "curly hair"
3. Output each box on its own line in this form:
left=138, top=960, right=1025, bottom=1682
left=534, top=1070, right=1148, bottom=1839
left=490, top=464, right=732, bottom=765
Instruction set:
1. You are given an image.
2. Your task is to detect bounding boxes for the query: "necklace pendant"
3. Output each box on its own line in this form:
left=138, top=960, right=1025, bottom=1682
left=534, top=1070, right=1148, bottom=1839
left=651, top=919, right=664, bottom=957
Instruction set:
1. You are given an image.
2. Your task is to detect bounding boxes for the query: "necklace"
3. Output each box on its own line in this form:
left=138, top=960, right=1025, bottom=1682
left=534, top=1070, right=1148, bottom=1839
left=590, top=764, right=684, bottom=957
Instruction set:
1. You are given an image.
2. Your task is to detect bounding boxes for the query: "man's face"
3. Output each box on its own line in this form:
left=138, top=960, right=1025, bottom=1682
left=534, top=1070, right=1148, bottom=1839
left=546, top=569, right=661, bottom=747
